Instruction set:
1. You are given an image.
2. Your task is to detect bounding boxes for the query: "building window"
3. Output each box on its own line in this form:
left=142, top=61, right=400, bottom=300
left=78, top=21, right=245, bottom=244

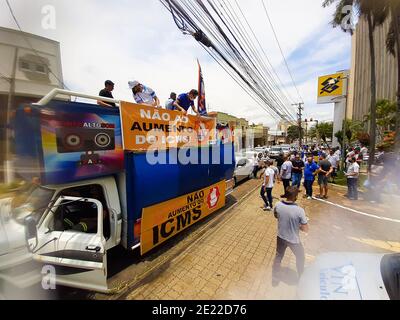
left=20, top=61, right=31, bottom=71
left=35, top=64, right=47, bottom=74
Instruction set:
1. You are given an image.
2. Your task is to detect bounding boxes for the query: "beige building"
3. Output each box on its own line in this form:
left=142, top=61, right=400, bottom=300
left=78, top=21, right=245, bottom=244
left=216, top=112, right=250, bottom=151
left=249, top=123, right=269, bottom=147
left=347, top=16, right=398, bottom=122
left=0, top=27, right=64, bottom=182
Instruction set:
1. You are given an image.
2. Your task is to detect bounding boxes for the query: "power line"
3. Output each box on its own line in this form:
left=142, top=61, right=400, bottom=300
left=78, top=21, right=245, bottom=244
left=160, top=0, right=297, bottom=122
left=261, top=0, right=304, bottom=103
left=4, top=0, right=69, bottom=91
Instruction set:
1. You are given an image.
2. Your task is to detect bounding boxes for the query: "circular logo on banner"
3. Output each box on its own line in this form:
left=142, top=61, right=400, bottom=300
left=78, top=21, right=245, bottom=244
left=207, top=186, right=221, bottom=209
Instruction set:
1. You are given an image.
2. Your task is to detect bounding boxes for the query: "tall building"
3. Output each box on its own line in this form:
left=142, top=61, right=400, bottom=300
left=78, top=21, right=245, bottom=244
left=0, top=27, right=64, bottom=182
left=347, top=16, right=398, bottom=122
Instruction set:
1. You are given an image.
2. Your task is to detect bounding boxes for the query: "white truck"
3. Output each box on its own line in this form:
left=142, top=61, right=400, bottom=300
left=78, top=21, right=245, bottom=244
left=0, top=89, right=235, bottom=295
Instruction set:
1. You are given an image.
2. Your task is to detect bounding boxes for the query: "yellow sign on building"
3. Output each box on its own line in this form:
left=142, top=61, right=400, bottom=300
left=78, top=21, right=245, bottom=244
left=140, top=180, right=226, bottom=255
left=318, top=72, right=344, bottom=98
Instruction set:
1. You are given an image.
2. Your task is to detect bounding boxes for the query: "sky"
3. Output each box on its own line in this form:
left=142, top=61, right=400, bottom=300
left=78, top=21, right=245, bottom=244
left=0, top=0, right=351, bottom=129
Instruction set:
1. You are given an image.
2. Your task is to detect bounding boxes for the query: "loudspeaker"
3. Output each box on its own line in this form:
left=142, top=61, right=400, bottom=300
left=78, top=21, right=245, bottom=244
left=56, top=127, right=115, bottom=153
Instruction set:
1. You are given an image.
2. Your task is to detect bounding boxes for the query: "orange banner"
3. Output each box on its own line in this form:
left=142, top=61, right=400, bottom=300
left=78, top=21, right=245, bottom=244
left=120, top=101, right=216, bottom=151
left=140, top=180, right=226, bottom=255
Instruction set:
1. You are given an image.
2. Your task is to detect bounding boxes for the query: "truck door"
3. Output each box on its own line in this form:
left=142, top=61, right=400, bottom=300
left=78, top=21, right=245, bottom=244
left=27, top=196, right=108, bottom=293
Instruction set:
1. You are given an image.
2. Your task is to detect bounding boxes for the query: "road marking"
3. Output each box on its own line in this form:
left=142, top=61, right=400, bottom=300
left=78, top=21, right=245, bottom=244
left=313, top=197, right=400, bottom=224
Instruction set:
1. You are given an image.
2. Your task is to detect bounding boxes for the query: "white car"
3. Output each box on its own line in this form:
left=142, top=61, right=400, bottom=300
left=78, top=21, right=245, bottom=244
left=297, top=252, right=399, bottom=300
left=234, top=157, right=254, bottom=186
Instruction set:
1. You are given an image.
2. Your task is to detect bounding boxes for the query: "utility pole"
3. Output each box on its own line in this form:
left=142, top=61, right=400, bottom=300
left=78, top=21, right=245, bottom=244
left=293, top=103, right=304, bottom=148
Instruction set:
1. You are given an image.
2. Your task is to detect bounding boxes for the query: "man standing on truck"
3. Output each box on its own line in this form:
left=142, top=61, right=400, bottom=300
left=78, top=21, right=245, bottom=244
left=173, top=90, right=200, bottom=116
left=129, top=80, right=161, bottom=108
left=97, top=80, right=116, bottom=108
left=272, top=186, right=309, bottom=286
left=165, top=92, right=177, bottom=110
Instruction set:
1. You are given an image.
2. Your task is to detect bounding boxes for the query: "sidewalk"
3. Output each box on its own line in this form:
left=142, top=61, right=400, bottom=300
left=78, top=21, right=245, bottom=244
left=126, top=186, right=296, bottom=300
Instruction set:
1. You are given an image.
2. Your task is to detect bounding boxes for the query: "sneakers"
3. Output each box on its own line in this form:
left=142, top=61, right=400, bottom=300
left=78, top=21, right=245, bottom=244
left=263, top=206, right=272, bottom=211
left=307, top=196, right=312, bottom=200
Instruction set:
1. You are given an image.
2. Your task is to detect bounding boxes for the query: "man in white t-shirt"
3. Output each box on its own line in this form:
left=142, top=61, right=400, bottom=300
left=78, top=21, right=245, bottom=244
left=260, top=160, right=276, bottom=211
left=345, top=157, right=360, bottom=200
left=280, top=156, right=293, bottom=198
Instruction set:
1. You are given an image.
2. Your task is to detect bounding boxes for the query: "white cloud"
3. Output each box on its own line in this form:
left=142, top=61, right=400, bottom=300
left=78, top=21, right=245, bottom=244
left=0, top=0, right=350, bottom=129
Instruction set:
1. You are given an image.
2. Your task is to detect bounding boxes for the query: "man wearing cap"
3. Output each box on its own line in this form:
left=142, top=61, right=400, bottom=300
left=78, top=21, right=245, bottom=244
left=97, top=80, right=116, bottom=108
left=129, top=80, right=161, bottom=108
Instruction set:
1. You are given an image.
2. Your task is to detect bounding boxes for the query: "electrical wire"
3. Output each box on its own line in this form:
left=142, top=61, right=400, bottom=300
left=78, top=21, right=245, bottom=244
left=261, top=0, right=304, bottom=104
left=160, top=0, right=297, bottom=123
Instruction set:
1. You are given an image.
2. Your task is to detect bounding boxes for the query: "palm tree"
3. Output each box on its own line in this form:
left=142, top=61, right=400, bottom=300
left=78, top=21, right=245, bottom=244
left=323, top=0, right=390, bottom=171
left=385, top=1, right=400, bottom=151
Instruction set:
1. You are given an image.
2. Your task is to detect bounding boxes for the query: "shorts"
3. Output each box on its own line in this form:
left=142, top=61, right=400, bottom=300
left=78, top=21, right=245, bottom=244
left=331, top=168, right=337, bottom=178
left=318, top=175, right=329, bottom=186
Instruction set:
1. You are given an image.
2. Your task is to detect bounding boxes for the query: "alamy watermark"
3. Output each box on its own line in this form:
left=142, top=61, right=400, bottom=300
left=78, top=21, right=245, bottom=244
left=341, top=5, right=355, bottom=32
left=41, top=265, right=56, bottom=290
left=41, top=5, right=56, bottom=30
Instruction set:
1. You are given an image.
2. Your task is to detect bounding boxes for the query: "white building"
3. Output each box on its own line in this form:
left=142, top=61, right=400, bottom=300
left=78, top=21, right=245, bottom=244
left=0, top=27, right=64, bottom=182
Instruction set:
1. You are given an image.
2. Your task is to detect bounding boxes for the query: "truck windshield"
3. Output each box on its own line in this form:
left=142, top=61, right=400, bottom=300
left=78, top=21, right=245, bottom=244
left=10, top=185, right=55, bottom=225
left=380, top=253, right=400, bottom=300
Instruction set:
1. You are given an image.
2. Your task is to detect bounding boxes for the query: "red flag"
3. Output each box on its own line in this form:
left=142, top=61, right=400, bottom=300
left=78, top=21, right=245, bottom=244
left=197, top=60, right=207, bottom=116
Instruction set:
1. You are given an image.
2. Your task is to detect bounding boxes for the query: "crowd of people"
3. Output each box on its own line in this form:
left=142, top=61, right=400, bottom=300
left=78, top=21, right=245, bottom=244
left=259, top=144, right=365, bottom=284
left=96, top=79, right=204, bottom=116
left=258, top=144, right=366, bottom=213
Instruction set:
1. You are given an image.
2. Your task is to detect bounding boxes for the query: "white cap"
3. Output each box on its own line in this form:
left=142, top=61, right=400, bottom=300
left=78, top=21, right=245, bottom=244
left=128, top=80, right=140, bottom=89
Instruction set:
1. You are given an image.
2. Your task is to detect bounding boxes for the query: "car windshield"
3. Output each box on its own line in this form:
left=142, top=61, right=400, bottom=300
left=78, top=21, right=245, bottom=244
left=10, top=185, right=55, bottom=225
left=271, top=147, right=281, bottom=151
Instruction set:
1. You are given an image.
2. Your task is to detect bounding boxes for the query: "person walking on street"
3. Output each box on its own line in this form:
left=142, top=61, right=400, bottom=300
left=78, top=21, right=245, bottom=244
left=316, top=154, right=333, bottom=199
left=272, top=187, right=309, bottom=285
left=253, top=154, right=260, bottom=179
left=327, top=149, right=339, bottom=183
left=280, top=156, right=293, bottom=198
left=260, top=160, right=275, bottom=211
left=303, top=155, right=319, bottom=200
left=345, top=157, right=360, bottom=200
left=291, top=154, right=304, bottom=189
left=276, top=152, right=284, bottom=174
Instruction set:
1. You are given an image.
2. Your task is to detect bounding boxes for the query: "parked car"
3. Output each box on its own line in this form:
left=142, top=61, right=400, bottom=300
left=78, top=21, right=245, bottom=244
left=234, top=156, right=254, bottom=186
left=269, top=146, right=283, bottom=159
left=297, top=252, right=400, bottom=300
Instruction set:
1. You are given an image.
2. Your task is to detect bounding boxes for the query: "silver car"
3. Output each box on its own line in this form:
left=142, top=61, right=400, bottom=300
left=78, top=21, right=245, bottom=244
left=297, top=252, right=399, bottom=300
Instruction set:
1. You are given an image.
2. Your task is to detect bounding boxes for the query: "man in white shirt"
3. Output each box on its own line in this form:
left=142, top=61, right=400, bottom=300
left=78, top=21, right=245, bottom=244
left=129, top=80, right=161, bottom=108
left=327, top=149, right=339, bottom=182
left=280, top=156, right=293, bottom=198
left=260, top=160, right=275, bottom=211
left=345, top=157, right=360, bottom=200
left=165, top=92, right=177, bottom=110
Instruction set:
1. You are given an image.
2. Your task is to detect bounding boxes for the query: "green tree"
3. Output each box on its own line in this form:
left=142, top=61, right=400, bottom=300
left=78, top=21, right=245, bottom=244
left=316, top=122, right=334, bottom=143
left=385, top=1, right=400, bottom=151
left=286, top=125, right=303, bottom=143
left=343, top=119, right=365, bottom=143
left=323, top=0, right=390, bottom=171
left=364, top=99, right=397, bottom=139
left=335, top=130, right=344, bottom=149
